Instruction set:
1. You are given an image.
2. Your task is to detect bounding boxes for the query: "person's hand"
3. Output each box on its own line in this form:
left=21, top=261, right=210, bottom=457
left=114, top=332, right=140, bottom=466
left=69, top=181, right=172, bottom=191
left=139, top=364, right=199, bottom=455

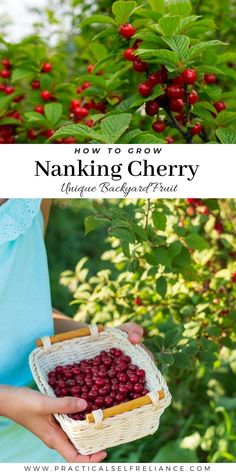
left=118, top=322, right=144, bottom=344
left=118, top=322, right=154, bottom=359
left=1, top=386, right=107, bottom=463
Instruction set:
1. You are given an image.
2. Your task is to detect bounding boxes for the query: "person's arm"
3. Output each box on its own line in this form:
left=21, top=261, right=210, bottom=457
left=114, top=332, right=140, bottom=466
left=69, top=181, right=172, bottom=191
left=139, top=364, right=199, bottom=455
left=41, top=199, right=52, bottom=235
left=0, top=385, right=106, bottom=463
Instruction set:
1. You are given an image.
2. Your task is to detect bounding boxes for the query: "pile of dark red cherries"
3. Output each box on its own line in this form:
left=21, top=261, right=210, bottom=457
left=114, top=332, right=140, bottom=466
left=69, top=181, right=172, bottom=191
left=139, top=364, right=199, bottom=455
left=47, top=348, right=149, bottom=421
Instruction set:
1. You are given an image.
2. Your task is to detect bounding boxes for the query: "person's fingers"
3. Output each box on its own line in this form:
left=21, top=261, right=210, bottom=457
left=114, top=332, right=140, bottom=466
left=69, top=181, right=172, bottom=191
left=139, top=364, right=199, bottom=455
left=119, top=322, right=144, bottom=344
left=41, top=395, right=87, bottom=415
left=48, top=423, right=107, bottom=463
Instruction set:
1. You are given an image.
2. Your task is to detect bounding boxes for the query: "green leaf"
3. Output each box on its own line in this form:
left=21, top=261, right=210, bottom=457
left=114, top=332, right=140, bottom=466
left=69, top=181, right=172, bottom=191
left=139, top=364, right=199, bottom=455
left=44, top=103, right=63, bottom=127
left=188, top=40, right=226, bottom=60
left=11, top=68, right=34, bottom=83
left=148, top=0, right=164, bottom=13
left=138, top=48, right=179, bottom=68
left=168, top=0, right=192, bottom=17
left=122, top=241, right=131, bottom=258
left=80, top=15, right=117, bottom=27
left=174, top=351, right=193, bottom=369
left=185, top=234, right=209, bottom=250
left=168, top=240, right=183, bottom=258
left=100, top=113, right=132, bottom=143
left=159, top=16, right=181, bottom=36
left=152, top=247, right=172, bottom=267
left=162, top=35, right=190, bottom=60
left=164, top=328, right=182, bottom=349
left=24, top=112, right=46, bottom=123
left=199, top=350, right=217, bottom=367
left=131, top=132, right=165, bottom=144
left=84, top=216, right=104, bottom=235
left=216, top=128, right=236, bottom=144
left=216, top=111, right=236, bottom=127
left=174, top=246, right=191, bottom=267
left=153, top=211, right=167, bottom=231
left=112, top=1, right=137, bottom=24
left=48, top=124, right=107, bottom=143
left=109, top=228, right=136, bottom=244
left=156, top=276, right=167, bottom=297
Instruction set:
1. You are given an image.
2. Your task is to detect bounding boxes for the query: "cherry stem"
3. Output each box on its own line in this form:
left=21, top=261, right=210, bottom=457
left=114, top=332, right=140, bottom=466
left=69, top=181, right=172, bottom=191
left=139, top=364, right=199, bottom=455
left=165, top=108, right=192, bottom=144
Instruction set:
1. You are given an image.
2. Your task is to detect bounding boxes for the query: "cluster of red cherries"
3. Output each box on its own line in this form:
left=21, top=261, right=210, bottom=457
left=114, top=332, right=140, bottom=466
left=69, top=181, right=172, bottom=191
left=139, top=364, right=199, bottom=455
left=119, top=23, right=227, bottom=142
left=47, top=348, right=149, bottom=421
left=185, top=198, right=225, bottom=234
left=0, top=58, right=106, bottom=144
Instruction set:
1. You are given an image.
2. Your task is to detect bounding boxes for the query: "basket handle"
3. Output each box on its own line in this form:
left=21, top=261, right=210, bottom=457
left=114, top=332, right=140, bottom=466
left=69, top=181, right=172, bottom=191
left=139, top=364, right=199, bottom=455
left=86, top=389, right=165, bottom=423
left=35, top=324, right=104, bottom=347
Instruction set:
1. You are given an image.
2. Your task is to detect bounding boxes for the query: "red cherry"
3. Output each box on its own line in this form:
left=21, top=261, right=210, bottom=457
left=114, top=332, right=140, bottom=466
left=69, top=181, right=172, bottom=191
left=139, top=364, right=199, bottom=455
left=166, top=136, right=174, bottom=144
left=204, top=73, right=217, bottom=84
left=190, top=123, right=203, bottom=136
left=2, top=58, right=11, bottom=69
left=27, top=129, right=37, bottom=140
left=166, top=85, right=184, bottom=99
left=32, top=79, right=41, bottom=90
left=84, top=119, right=94, bottom=128
left=169, top=98, right=184, bottom=112
left=0, top=69, right=11, bottom=79
left=186, top=206, right=195, bottom=216
left=35, top=105, right=44, bottom=114
left=172, top=76, right=183, bottom=86
left=145, top=100, right=159, bottom=116
left=214, top=101, right=226, bottom=113
left=119, top=24, right=136, bottom=39
left=134, top=383, right=144, bottom=393
left=74, top=107, right=89, bottom=119
left=4, top=86, right=15, bottom=95
left=87, top=64, right=94, bottom=73
left=115, top=393, right=124, bottom=403
left=41, top=62, right=52, bottom=73
left=134, top=296, right=143, bottom=306
left=231, top=272, right=236, bottom=283
left=82, top=81, right=91, bottom=90
left=152, top=120, right=166, bottom=133
left=189, top=90, right=199, bottom=105
left=214, top=220, right=224, bottom=234
left=182, top=68, right=197, bottom=85
left=124, top=48, right=136, bottom=61
left=138, top=82, right=152, bottom=97
left=42, top=129, right=55, bottom=139
left=129, top=374, right=139, bottom=384
left=95, top=397, right=104, bottom=408
left=133, top=57, right=148, bottom=72
left=104, top=396, right=113, bottom=407
left=0, top=82, right=6, bottom=92
left=136, top=369, right=145, bottom=378
left=133, top=39, right=142, bottom=49
left=40, top=90, right=52, bottom=101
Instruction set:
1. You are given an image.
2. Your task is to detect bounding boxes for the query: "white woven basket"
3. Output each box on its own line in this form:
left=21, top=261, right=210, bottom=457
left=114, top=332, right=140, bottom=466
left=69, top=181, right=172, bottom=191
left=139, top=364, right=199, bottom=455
left=29, top=325, right=171, bottom=455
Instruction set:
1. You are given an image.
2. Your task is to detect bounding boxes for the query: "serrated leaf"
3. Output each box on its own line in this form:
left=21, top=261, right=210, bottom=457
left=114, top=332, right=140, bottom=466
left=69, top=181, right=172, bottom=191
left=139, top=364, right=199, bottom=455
left=174, top=246, right=191, bottom=267
left=24, top=112, right=46, bottom=123
left=80, top=15, right=117, bottom=28
left=153, top=211, right=167, bottom=231
left=138, top=48, right=179, bottom=67
left=11, top=68, right=34, bottom=83
left=188, top=40, right=226, bottom=60
left=44, top=103, right=63, bottom=127
left=168, top=0, right=192, bottom=17
left=109, top=228, right=136, bottom=244
left=159, top=16, right=181, bottom=36
left=148, top=0, right=164, bottom=13
left=48, top=124, right=107, bottom=143
left=174, top=351, right=193, bottom=369
left=216, top=111, right=236, bottom=127
left=100, top=113, right=132, bottom=143
left=152, top=247, right=172, bottom=267
left=112, top=1, right=137, bottom=24
left=164, top=328, right=182, bottom=349
left=156, top=276, right=167, bottom=297
left=162, top=35, right=190, bottom=60
left=216, top=128, right=236, bottom=144
left=84, top=216, right=104, bottom=235
left=168, top=240, right=183, bottom=258
left=185, top=234, right=209, bottom=250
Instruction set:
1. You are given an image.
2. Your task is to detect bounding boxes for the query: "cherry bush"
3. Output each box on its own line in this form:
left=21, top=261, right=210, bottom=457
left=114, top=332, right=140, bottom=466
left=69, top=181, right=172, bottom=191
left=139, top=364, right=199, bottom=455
left=0, top=0, right=236, bottom=144
left=60, top=198, right=236, bottom=462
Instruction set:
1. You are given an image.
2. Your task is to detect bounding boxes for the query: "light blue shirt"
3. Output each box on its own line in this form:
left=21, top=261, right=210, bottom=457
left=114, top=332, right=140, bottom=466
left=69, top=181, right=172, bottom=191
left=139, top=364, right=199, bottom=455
left=0, top=199, right=54, bottom=387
